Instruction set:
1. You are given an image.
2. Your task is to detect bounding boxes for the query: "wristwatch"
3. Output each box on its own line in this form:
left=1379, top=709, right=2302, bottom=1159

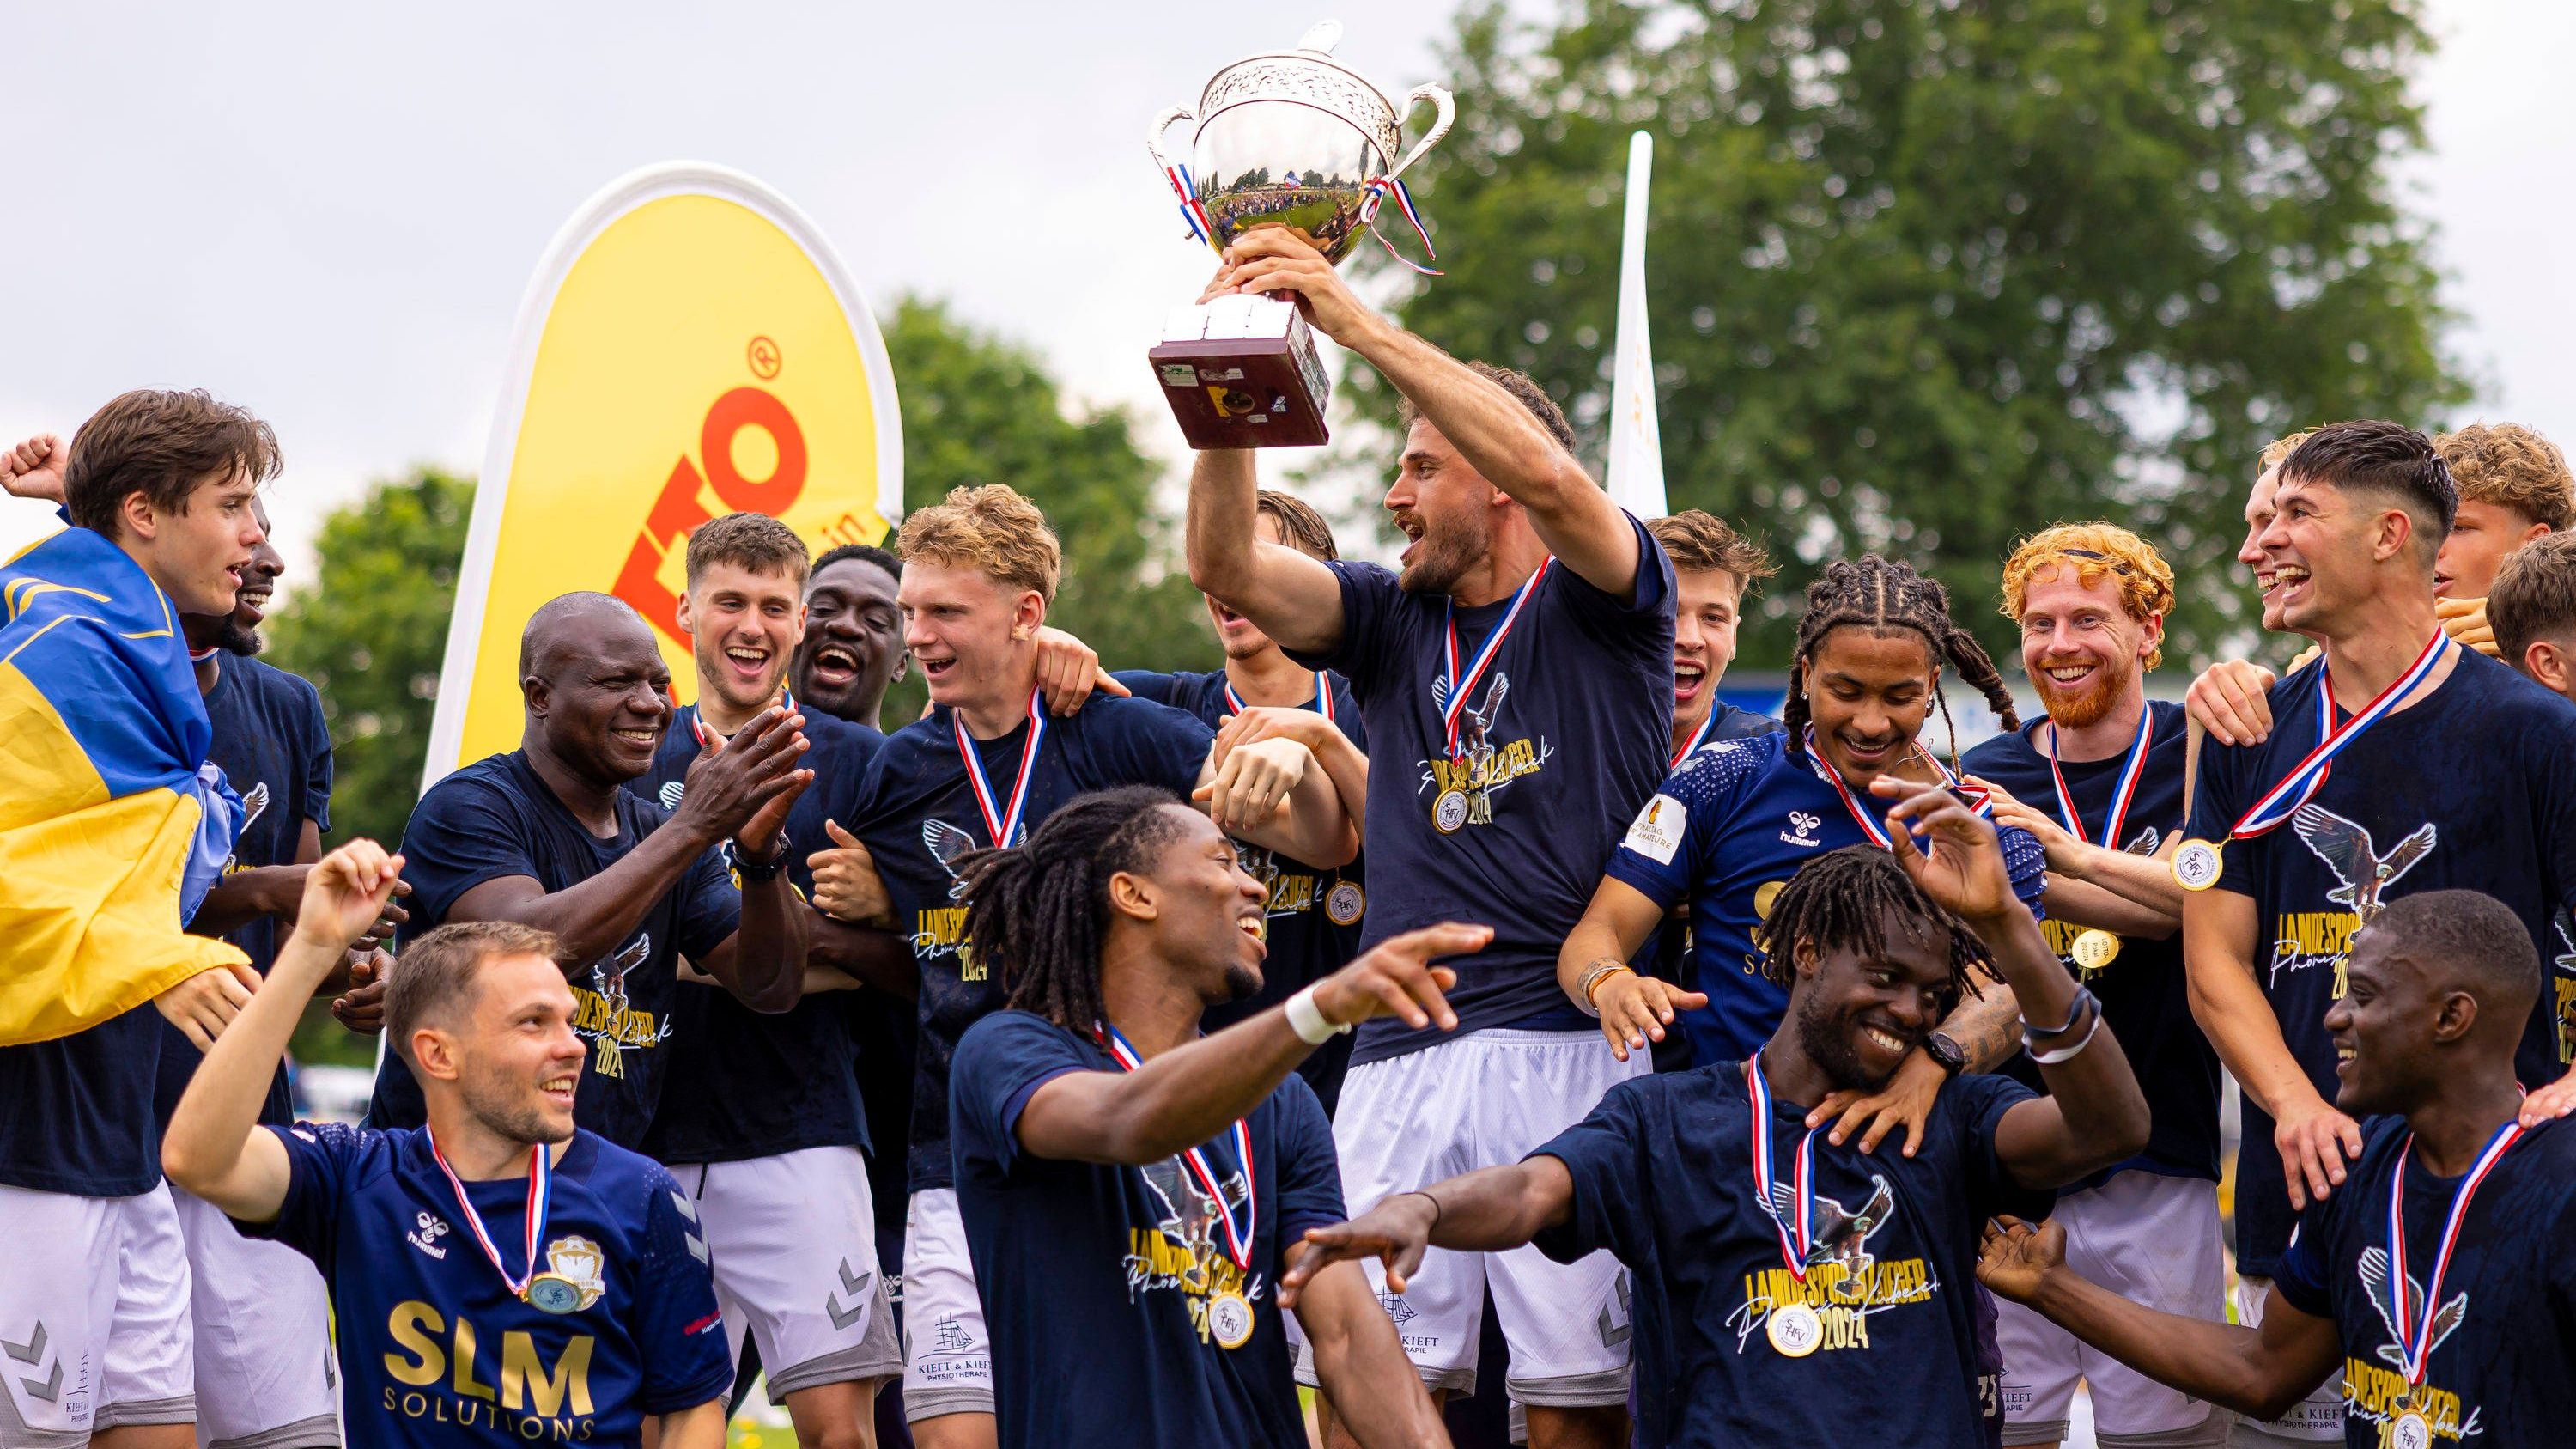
left=1923, top=1031, right=1968, bottom=1078
left=732, top=835, right=792, bottom=884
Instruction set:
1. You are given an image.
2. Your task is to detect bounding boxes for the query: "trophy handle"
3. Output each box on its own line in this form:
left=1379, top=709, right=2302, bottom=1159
left=1147, top=105, right=1198, bottom=175
left=1382, top=83, right=1455, bottom=182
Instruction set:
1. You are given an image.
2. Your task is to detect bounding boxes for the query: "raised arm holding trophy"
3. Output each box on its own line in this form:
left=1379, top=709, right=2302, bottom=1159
left=1146, top=20, right=1452, bottom=448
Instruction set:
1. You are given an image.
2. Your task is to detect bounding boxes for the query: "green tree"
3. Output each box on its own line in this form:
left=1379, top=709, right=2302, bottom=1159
left=267, top=468, right=473, bottom=854
left=884, top=295, right=1214, bottom=725
left=1374, top=0, right=2464, bottom=663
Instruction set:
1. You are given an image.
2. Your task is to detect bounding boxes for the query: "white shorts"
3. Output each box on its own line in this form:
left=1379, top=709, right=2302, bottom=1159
left=674, top=1147, right=902, bottom=1398
left=168, top=1185, right=339, bottom=1449
left=0, top=1182, right=193, bottom=1446
left=1993, top=1172, right=2229, bottom=1446
left=2227, top=1276, right=2344, bottom=1446
left=1299, top=1028, right=1643, bottom=1405
left=900, top=1187, right=991, bottom=1422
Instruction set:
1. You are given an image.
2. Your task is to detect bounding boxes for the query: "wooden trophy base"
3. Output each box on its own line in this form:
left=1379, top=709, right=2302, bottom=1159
left=1149, top=295, right=1332, bottom=449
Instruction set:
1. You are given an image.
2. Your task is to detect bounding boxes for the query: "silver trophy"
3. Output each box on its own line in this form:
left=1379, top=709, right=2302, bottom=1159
left=1146, top=20, right=1455, bottom=448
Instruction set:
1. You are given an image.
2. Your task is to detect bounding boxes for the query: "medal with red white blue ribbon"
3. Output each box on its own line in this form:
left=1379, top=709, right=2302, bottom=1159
left=1096, top=1021, right=1259, bottom=1275
left=1802, top=728, right=1994, bottom=850
left=1670, top=708, right=1719, bottom=771
left=954, top=691, right=1048, bottom=847
left=1439, top=560, right=1550, bottom=762
left=1223, top=676, right=1335, bottom=727
left=689, top=690, right=796, bottom=751
left=2383, top=1121, right=2522, bottom=1385
left=1746, top=1056, right=1827, bottom=1357
left=2046, top=709, right=2154, bottom=849
left=2236, top=630, right=2451, bottom=840
left=426, top=1128, right=569, bottom=1312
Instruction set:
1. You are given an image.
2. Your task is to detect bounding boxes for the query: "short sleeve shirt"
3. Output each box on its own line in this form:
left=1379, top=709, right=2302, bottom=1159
left=950, top=1011, right=1343, bottom=1449
left=368, top=752, right=741, bottom=1148
left=240, top=1123, right=732, bottom=1446
left=1532, top=1062, right=2050, bottom=1448
left=1285, top=515, right=1678, bottom=1064
left=2186, top=652, right=2576, bottom=1274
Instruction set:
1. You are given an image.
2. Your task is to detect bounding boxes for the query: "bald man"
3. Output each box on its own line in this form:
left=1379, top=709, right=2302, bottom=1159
left=362, top=592, right=823, bottom=1146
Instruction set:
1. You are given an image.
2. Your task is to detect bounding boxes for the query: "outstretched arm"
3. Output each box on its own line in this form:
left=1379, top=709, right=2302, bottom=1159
left=1978, top=1217, right=2339, bottom=1421
left=1279, top=1158, right=1575, bottom=1310
left=1015, top=925, right=1482, bottom=1166
left=1183, top=447, right=1348, bottom=654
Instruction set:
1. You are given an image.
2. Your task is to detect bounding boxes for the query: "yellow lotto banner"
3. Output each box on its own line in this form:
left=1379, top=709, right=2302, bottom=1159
left=424, top=162, right=902, bottom=787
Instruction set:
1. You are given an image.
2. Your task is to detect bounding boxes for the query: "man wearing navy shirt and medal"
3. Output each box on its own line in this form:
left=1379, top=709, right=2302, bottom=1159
left=162, top=841, right=735, bottom=1448
left=1281, top=776, right=2153, bottom=1449
left=1980, top=889, right=2576, bottom=1449
left=2175, top=422, right=2576, bottom=1448
left=1959, top=523, right=2228, bottom=1449
left=1185, top=229, right=1674, bottom=1445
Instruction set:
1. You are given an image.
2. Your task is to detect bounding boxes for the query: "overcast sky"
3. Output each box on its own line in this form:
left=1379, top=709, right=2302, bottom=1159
left=4, top=1, right=2567, bottom=579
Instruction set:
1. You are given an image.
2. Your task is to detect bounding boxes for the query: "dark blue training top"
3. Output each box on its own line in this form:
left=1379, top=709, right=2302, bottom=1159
left=2186, top=650, right=2576, bottom=1275
left=1962, top=701, right=2220, bottom=1186
left=369, top=752, right=740, bottom=1149
left=625, top=706, right=884, bottom=1165
left=1285, top=514, right=1678, bottom=1064
left=1533, top=1062, right=2051, bottom=1449
left=241, top=1123, right=732, bottom=1448
left=842, top=696, right=1212, bottom=1190
left=949, top=1010, right=1346, bottom=1449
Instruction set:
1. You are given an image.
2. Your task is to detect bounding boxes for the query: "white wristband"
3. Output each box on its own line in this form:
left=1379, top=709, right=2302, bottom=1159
left=1285, top=984, right=1350, bottom=1045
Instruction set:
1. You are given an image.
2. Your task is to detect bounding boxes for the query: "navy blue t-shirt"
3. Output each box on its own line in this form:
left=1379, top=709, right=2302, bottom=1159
left=1605, top=732, right=2049, bottom=1067
left=1285, top=516, right=1678, bottom=1064
left=2188, top=651, right=2576, bottom=1275
left=1963, top=703, right=2220, bottom=1185
left=155, top=654, right=335, bottom=1131
left=1115, top=667, right=1368, bottom=1112
left=950, top=1011, right=1345, bottom=1449
left=844, top=697, right=1212, bottom=1190
left=241, top=1123, right=732, bottom=1447
left=2272, top=1116, right=2576, bottom=1448
left=624, top=707, right=884, bottom=1165
left=0, top=1006, right=167, bottom=1196
left=368, top=752, right=741, bottom=1148
left=1533, top=1062, right=2050, bottom=1449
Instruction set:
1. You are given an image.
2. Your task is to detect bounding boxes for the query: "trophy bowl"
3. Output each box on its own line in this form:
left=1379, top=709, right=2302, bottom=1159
left=1145, top=21, right=1453, bottom=448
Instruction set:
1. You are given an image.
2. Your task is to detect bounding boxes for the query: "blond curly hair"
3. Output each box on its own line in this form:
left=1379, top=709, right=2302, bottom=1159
left=2435, top=423, right=2574, bottom=532
left=896, top=484, right=1062, bottom=602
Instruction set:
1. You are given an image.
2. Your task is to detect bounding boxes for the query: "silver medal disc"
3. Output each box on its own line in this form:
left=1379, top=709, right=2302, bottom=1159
left=1433, top=789, right=1470, bottom=834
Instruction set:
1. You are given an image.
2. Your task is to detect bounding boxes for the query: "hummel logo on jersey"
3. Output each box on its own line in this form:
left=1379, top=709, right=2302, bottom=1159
left=1781, top=811, right=1822, bottom=848
left=658, top=780, right=686, bottom=809
left=407, top=1212, right=451, bottom=1259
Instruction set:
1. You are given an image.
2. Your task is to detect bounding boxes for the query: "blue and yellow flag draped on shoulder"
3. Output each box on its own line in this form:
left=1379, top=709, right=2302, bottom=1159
left=0, top=524, right=246, bottom=1045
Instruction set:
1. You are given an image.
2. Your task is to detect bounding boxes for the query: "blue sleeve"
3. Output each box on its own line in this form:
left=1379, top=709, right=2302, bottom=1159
left=1271, top=1075, right=1346, bottom=1243
left=2184, top=737, right=2255, bottom=896
left=2269, top=1204, right=2336, bottom=1319
left=1284, top=561, right=1402, bottom=697
left=951, top=1014, right=1093, bottom=1178
left=1094, top=700, right=1216, bottom=798
left=232, top=1120, right=361, bottom=1267
left=1113, top=670, right=1181, bottom=706
left=295, top=679, right=333, bottom=835
left=673, top=844, right=744, bottom=965
left=1553, top=512, right=1680, bottom=657
left=398, top=776, right=541, bottom=928
left=633, top=1164, right=733, bottom=1414
left=1528, top=1078, right=1655, bottom=1265
left=1951, top=1073, right=2057, bottom=1225
left=1602, top=750, right=1737, bottom=910
left=1999, top=823, right=2049, bottom=922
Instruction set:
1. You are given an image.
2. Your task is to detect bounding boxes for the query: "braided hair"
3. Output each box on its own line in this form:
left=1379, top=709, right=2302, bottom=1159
left=955, top=787, right=1196, bottom=1032
left=1781, top=556, right=2020, bottom=767
left=1757, top=845, right=1995, bottom=1002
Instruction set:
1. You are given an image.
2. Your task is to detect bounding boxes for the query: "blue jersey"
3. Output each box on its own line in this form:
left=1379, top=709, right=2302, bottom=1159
left=1533, top=1062, right=2050, bottom=1449
left=370, top=752, right=741, bottom=1148
left=950, top=1011, right=1345, bottom=1449
left=2187, top=651, right=2576, bottom=1275
left=1963, top=703, right=2219, bottom=1185
left=240, top=1123, right=732, bottom=1447
left=1605, top=732, right=2049, bottom=1067
left=2273, top=1117, right=2576, bottom=1448
left=624, top=707, right=884, bottom=1165
left=1285, top=515, right=1678, bottom=1064
left=156, top=654, right=335, bottom=1131
left=843, top=696, right=1212, bottom=1190
left=1114, top=667, right=1368, bottom=1112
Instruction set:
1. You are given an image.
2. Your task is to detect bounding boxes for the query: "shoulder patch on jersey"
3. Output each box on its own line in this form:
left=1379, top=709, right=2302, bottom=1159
left=1623, top=794, right=1687, bottom=865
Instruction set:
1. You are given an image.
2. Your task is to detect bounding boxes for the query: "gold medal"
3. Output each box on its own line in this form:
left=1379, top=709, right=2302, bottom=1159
left=1433, top=788, right=1471, bottom=834
left=1206, top=1289, right=1255, bottom=1350
left=526, top=1270, right=584, bottom=1315
left=2171, top=838, right=2224, bottom=892
left=1765, top=1300, right=1823, bottom=1358
left=2390, top=1411, right=2431, bottom=1449
left=2068, top=929, right=2122, bottom=974
left=1324, top=880, right=1365, bottom=926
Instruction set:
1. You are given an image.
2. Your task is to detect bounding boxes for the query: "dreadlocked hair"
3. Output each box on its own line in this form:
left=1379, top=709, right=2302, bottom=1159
left=955, top=787, right=1196, bottom=1033
left=1782, top=555, right=2020, bottom=769
left=1757, top=846, right=1996, bottom=1000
